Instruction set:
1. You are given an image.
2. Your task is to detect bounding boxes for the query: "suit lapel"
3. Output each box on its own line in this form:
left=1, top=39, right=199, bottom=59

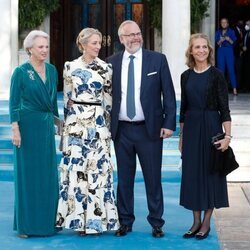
left=115, top=52, right=123, bottom=100
left=141, top=49, right=149, bottom=97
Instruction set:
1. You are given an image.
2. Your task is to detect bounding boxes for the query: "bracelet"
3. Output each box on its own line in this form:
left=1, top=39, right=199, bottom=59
left=179, top=131, right=183, bottom=136
left=225, top=135, right=232, bottom=140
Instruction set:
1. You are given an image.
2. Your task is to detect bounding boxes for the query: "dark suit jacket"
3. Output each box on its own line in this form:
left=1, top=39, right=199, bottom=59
left=233, top=26, right=243, bottom=56
left=179, top=66, right=231, bottom=123
left=107, top=49, right=176, bottom=140
left=244, top=30, right=250, bottom=50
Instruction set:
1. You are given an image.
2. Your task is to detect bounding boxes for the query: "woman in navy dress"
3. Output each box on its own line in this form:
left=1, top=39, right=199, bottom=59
left=179, top=33, right=232, bottom=240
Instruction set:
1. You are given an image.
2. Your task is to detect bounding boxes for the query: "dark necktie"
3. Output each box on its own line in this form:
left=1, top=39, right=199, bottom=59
left=127, top=55, right=135, bottom=119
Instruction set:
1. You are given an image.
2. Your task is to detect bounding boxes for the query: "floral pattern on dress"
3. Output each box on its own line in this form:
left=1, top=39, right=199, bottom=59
left=56, top=57, right=119, bottom=234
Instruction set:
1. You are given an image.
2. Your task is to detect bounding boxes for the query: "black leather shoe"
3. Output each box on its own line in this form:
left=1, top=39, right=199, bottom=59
left=183, top=227, right=200, bottom=238
left=152, top=226, right=164, bottom=238
left=195, top=227, right=210, bottom=240
left=115, top=225, right=132, bottom=237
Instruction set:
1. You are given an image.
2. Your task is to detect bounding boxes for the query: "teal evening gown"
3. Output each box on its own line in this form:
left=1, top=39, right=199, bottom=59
left=9, top=62, right=59, bottom=236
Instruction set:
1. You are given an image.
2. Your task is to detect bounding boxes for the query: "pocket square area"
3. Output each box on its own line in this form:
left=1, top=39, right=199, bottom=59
left=147, top=71, right=157, bottom=76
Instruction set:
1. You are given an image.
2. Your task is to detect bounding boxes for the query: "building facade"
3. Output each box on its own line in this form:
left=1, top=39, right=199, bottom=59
left=0, top=0, right=191, bottom=99
left=1, top=0, right=249, bottom=100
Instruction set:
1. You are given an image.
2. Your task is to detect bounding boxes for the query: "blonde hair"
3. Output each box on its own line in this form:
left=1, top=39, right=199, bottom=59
left=76, top=28, right=102, bottom=53
left=185, top=33, right=214, bottom=69
left=23, top=30, right=49, bottom=56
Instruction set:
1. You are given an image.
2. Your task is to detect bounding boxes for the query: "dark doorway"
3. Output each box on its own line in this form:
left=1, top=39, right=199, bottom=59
left=217, top=0, right=250, bottom=25
left=216, top=0, right=250, bottom=92
left=50, top=0, right=153, bottom=90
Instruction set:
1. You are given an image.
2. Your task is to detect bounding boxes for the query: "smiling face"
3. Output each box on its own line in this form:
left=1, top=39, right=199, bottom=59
left=119, top=22, right=143, bottom=54
left=82, top=34, right=102, bottom=61
left=29, top=36, right=49, bottom=62
left=190, top=38, right=210, bottom=65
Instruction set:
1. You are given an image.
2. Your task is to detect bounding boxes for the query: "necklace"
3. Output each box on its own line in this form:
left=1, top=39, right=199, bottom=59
left=193, top=65, right=211, bottom=73
left=35, top=65, right=45, bottom=74
left=30, top=61, right=45, bottom=74
left=81, top=56, right=94, bottom=64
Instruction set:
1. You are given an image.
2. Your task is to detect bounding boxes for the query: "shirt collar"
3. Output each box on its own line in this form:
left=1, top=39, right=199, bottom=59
left=124, top=48, right=142, bottom=60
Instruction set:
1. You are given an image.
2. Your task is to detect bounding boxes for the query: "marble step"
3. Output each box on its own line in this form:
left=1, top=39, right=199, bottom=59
left=0, top=164, right=181, bottom=183
left=0, top=136, right=180, bottom=150
left=0, top=149, right=181, bottom=166
left=0, top=124, right=182, bottom=138
left=0, top=114, right=9, bottom=123
left=0, top=138, right=12, bottom=149
left=0, top=125, right=11, bottom=137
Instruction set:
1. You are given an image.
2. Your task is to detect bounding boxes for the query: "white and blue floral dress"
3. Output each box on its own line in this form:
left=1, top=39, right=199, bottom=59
left=56, top=57, right=119, bottom=234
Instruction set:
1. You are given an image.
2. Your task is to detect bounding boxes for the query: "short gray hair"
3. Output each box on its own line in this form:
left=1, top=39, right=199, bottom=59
left=23, top=30, right=49, bottom=56
left=76, top=28, right=102, bottom=53
left=118, top=20, right=138, bottom=36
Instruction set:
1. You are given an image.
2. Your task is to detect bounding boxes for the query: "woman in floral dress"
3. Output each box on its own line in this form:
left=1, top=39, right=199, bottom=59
left=56, top=28, right=119, bottom=235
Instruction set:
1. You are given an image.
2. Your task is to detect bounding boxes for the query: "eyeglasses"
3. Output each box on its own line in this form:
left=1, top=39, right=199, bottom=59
left=122, top=32, right=142, bottom=38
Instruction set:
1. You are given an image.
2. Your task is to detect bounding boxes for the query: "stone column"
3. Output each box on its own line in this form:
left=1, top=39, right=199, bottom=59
left=0, top=0, right=18, bottom=100
left=201, top=0, right=216, bottom=47
left=162, top=0, right=190, bottom=98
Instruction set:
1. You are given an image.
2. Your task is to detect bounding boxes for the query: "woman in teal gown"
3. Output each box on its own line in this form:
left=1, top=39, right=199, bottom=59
left=9, top=30, right=59, bottom=237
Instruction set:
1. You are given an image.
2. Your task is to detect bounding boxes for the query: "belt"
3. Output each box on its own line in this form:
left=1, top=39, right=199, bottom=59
left=72, top=100, right=102, bottom=106
left=119, top=120, right=145, bottom=125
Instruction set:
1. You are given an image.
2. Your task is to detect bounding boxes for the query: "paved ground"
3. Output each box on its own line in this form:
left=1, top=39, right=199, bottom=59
left=215, top=183, right=250, bottom=250
left=214, top=93, right=250, bottom=250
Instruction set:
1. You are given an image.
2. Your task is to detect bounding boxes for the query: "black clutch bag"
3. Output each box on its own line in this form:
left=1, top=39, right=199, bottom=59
left=211, top=132, right=239, bottom=175
left=211, top=133, right=225, bottom=148
left=220, top=146, right=239, bottom=176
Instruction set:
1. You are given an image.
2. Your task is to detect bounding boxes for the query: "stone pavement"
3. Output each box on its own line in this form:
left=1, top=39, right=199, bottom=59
left=214, top=94, right=250, bottom=250
left=214, top=183, right=250, bottom=249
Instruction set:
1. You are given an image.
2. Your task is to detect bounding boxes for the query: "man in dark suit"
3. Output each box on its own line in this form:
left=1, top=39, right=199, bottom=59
left=242, top=20, right=250, bottom=91
left=107, top=20, right=176, bottom=238
left=233, top=20, right=244, bottom=89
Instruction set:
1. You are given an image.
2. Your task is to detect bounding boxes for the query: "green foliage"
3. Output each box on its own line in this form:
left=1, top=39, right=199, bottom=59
left=191, top=0, right=210, bottom=33
left=147, top=0, right=210, bottom=34
left=146, top=0, right=162, bottom=32
left=19, top=0, right=59, bottom=33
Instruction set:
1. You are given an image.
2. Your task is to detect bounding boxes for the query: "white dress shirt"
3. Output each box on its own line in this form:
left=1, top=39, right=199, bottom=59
left=119, top=48, right=145, bottom=121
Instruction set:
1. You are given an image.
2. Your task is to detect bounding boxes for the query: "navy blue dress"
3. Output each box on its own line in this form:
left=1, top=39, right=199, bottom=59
left=180, top=68, right=229, bottom=210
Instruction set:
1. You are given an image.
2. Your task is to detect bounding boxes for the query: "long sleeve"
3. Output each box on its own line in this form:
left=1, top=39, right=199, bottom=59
left=161, top=54, right=176, bottom=131
left=53, top=67, right=59, bottom=117
left=215, top=30, right=221, bottom=44
left=179, top=72, right=187, bottom=123
left=229, top=29, right=237, bottom=44
left=63, top=62, right=73, bottom=118
left=216, top=71, right=231, bottom=122
left=103, top=63, right=112, bottom=129
left=9, top=67, right=23, bottom=123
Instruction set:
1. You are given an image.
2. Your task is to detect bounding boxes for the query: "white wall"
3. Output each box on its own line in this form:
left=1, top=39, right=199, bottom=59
left=201, top=0, right=216, bottom=47
left=162, top=0, right=190, bottom=99
left=0, top=0, right=18, bottom=100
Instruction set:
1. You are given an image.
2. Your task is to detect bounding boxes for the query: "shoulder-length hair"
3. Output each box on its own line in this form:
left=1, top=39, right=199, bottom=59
left=185, top=33, right=214, bottom=69
left=23, top=30, right=49, bottom=56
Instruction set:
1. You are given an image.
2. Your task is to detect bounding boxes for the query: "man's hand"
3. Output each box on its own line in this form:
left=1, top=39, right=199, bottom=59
left=160, top=128, right=173, bottom=139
